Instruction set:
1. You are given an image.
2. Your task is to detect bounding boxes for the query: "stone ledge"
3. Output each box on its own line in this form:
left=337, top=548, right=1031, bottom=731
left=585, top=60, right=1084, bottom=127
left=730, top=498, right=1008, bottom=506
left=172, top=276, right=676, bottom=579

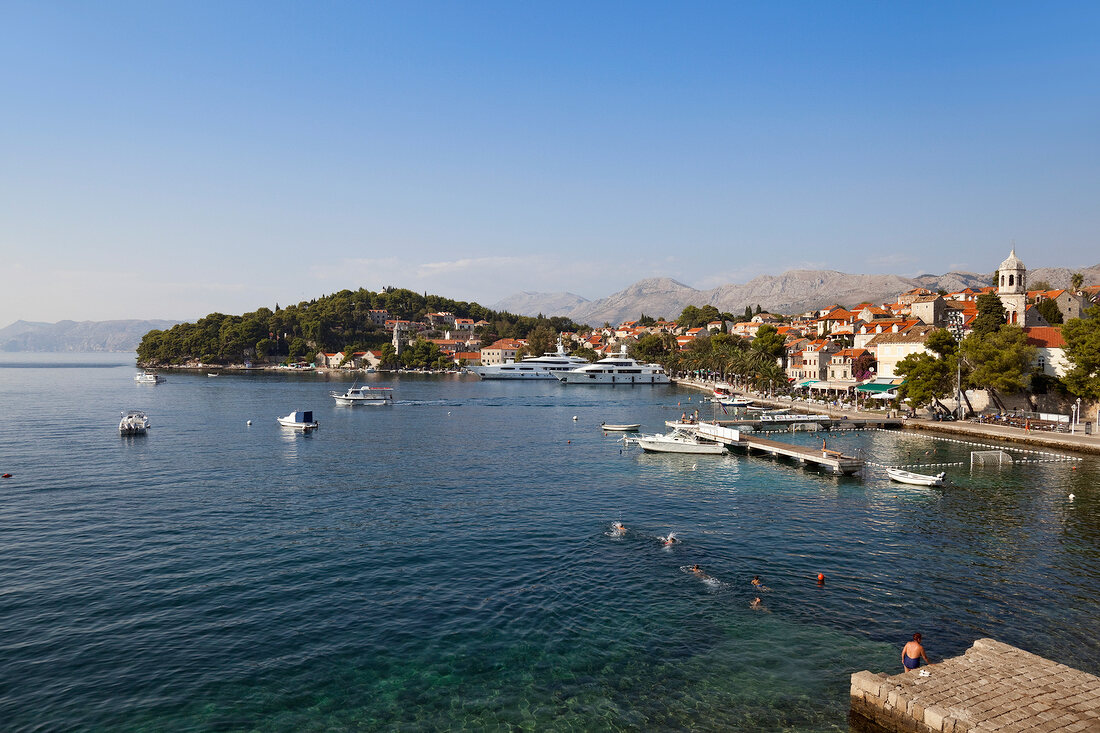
left=851, top=639, right=1099, bottom=733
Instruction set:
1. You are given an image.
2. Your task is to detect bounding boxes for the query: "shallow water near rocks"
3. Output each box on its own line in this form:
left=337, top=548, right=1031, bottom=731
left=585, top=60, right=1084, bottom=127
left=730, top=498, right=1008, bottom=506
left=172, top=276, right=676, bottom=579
left=1, top=354, right=1097, bottom=731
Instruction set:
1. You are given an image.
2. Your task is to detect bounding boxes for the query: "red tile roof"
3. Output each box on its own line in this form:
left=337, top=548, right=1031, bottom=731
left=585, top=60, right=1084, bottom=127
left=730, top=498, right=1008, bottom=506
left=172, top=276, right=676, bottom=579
left=1024, top=327, right=1066, bottom=349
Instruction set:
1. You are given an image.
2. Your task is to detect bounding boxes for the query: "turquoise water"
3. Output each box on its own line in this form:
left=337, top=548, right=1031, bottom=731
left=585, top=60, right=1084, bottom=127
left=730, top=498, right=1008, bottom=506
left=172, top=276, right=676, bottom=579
left=1, top=353, right=1098, bottom=731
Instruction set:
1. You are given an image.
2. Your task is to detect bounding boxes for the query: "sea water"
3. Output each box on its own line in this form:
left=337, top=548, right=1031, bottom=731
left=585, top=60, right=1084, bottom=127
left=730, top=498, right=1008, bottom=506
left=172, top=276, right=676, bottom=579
left=1, top=353, right=1097, bottom=731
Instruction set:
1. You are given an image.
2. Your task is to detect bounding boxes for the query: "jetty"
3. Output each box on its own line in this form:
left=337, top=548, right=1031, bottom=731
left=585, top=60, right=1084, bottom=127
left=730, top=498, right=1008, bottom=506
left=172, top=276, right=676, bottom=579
left=683, top=422, right=864, bottom=475
left=851, top=638, right=1100, bottom=733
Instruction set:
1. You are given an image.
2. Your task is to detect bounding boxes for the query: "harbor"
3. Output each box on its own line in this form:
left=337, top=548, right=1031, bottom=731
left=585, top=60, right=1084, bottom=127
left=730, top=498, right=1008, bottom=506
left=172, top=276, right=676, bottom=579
left=673, top=377, right=1100, bottom=455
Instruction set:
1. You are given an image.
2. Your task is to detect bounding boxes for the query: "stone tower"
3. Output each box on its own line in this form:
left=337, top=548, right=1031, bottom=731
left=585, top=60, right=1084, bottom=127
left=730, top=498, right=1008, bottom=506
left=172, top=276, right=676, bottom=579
left=997, top=248, right=1027, bottom=325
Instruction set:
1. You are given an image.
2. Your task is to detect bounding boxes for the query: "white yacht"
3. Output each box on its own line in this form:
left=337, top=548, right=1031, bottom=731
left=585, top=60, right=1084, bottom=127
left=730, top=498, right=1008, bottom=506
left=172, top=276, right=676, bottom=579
left=555, top=345, right=670, bottom=385
left=469, top=337, right=588, bottom=380
left=331, top=385, right=394, bottom=406
left=630, top=428, right=726, bottom=454
left=119, top=410, right=150, bottom=435
left=135, top=371, right=166, bottom=384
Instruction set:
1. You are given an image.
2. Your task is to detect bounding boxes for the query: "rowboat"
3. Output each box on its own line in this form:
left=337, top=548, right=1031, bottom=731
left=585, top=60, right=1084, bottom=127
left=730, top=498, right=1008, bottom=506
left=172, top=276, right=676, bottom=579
left=601, top=423, right=641, bottom=431
left=886, top=467, right=945, bottom=486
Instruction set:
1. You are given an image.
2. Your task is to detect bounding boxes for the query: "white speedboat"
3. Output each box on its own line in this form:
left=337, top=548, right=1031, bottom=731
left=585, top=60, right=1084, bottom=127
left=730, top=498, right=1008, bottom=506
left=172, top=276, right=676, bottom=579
left=555, top=345, right=669, bottom=385
left=135, top=371, right=166, bottom=384
left=470, top=337, right=588, bottom=379
left=714, top=382, right=735, bottom=398
left=278, top=410, right=319, bottom=431
left=886, top=468, right=945, bottom=486
left=601, top=423, right=641, bottom=431
left=633, top=429, right=726, bottom=454
left=716, top=396, right=753, bottom=407
left=331, top=385, right=394, bottom=406
left=119, top=410, right=150, bottom=435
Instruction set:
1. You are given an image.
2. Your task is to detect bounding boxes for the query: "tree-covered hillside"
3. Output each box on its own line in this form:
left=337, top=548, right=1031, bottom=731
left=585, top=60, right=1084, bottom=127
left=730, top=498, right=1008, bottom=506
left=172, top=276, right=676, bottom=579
left=137, top=287, right=581, bottom=365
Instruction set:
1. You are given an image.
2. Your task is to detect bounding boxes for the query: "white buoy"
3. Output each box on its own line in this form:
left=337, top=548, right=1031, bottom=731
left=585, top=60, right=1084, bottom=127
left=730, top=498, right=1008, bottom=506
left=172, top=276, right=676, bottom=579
left=1069, top=493, right=1075, bottom=501
left=572, top=416, right=578, bottom=421
left=246, top=420, right=252, bottom=426
left=447, top=411, right=451, bottom=416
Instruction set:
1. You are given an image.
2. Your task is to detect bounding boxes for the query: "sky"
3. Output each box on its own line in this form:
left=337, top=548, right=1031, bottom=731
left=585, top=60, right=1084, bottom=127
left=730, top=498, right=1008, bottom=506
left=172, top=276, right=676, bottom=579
left=2, top=1, right=1099, bottom=323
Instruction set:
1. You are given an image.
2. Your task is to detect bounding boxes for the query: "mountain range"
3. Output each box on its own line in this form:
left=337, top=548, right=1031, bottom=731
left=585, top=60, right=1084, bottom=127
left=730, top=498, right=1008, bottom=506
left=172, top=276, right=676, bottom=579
left=491, top=264, right=1100, bottom=327
left=0, top=319, right=180, bottom=352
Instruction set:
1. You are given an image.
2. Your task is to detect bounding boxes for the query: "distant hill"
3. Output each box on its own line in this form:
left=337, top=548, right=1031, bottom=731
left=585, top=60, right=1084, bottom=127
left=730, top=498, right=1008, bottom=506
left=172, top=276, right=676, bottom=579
left=0, top=319, right=181, bottom=352
left=496, top=264, right=1100, bottom=326
left=490, top=291, right=589, bottom=317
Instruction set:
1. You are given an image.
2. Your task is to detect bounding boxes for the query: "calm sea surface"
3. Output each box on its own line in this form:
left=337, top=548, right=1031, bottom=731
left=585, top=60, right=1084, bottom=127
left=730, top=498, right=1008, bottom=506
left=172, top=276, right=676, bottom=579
left=1, top=353, right=1098, bottom=732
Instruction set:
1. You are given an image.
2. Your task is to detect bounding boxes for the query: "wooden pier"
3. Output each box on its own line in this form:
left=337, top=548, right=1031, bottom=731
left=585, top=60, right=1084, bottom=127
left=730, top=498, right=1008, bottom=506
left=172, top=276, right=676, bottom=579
left=685, top=422, right=864, bottom=475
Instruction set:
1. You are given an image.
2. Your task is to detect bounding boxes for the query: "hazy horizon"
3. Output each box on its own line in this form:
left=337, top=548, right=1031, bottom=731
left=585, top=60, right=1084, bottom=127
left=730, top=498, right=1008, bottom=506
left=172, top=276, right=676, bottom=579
left=3, top=2, right=1098, bottom=323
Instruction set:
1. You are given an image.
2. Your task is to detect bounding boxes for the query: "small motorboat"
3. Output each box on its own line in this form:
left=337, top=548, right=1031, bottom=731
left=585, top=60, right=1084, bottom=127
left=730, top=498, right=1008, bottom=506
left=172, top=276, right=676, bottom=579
left=119, top=410, right=150, bottom=435
left=207, top=373, right=219, bottom=377
left=134, top=371, right=166, bottom=384
left=278, top=410, right=319, bottom=431
left=886, top=467, right=945, bottom=486
left=717, top=397, right=753, bottom=407
left=601, top=423, right=641, bottom=431
left=331, top=385, right=394, bottom=406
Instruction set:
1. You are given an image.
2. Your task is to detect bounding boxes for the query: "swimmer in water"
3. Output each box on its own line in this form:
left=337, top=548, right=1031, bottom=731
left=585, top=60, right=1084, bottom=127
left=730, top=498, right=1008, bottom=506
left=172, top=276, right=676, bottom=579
left=751, top=575, right=770, bottom=591
left=660, top=532, right=678, bottom=546
left=750, top=596, right=763, bottom=609
left=691, top=564, right=702, bottom=574
left=610, top=521, right=625, bottom=535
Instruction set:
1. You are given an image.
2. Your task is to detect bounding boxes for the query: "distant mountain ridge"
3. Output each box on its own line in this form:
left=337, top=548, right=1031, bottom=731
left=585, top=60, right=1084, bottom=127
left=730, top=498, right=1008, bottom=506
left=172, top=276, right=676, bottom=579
left=492, top=264, right=1100, bottom=326
left=0, top=319, right=181, bottom=352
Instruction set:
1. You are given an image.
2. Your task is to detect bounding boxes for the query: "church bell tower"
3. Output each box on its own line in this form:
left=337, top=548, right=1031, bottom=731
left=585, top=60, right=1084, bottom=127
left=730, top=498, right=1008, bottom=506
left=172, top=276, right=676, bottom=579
left=997, top=248, right=1027, bottom=325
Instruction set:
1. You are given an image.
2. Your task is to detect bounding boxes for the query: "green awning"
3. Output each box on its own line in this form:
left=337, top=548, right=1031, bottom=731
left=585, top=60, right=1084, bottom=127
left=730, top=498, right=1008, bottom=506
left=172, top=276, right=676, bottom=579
left=855, top=383, right=897, bottom=393
left=795, top=379, right=819, bottom=387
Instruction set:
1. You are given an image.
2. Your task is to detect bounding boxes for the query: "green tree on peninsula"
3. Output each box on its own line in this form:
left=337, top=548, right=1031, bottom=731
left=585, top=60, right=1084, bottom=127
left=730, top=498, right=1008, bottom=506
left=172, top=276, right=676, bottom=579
left=137, top=287, right=582, bottom=366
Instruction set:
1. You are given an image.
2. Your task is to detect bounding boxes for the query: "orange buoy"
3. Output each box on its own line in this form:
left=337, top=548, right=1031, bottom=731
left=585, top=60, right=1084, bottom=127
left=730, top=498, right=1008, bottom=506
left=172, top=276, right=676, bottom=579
left=817, top=573, right=825, bottom=583
left=1, top=473, right=11, bottom=478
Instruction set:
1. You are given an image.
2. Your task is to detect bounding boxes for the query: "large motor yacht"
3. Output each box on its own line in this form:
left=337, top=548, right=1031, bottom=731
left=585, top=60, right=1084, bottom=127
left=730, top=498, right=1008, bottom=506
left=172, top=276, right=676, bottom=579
left=469, top=337, right=588, bottom=380
left=554, top=345, right=670, bottom=385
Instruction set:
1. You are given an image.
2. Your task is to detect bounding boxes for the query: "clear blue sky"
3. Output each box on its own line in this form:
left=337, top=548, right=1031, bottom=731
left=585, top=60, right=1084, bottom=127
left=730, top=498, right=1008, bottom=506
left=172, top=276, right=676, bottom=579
left=2, top=1, right=1098, bottom=322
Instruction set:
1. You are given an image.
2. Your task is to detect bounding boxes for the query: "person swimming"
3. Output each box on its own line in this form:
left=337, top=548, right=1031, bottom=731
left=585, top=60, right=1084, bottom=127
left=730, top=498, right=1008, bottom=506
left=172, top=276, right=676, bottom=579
left=660, top=532, right=678, bottom=546
left=750, top=596, right=763, bottom=609
left=751, top=575, right=770, bottom=591
left=610, top=521, right=625, bottom=535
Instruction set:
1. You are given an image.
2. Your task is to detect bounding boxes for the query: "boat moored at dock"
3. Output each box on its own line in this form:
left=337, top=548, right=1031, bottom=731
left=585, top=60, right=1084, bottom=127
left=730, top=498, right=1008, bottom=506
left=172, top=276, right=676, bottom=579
left=469, top=338, right=588, bottom=380
left=555, top=345, right=669, bottom=385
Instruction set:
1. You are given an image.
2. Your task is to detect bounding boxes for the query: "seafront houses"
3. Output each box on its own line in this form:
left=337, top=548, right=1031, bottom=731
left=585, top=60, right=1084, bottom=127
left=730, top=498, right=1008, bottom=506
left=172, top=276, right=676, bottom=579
left=480, top=338, right=524, bottom=365
left=454, top=351, right=481, bottom=366
left=864, top=325, right=938, bottom=378
left=827, top=348, right=872, bottom=382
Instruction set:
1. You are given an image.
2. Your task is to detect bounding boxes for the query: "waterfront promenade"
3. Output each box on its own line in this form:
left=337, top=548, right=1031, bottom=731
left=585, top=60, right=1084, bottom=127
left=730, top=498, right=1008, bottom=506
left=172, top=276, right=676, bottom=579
left=673, top=378, right=1100, bottom=455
